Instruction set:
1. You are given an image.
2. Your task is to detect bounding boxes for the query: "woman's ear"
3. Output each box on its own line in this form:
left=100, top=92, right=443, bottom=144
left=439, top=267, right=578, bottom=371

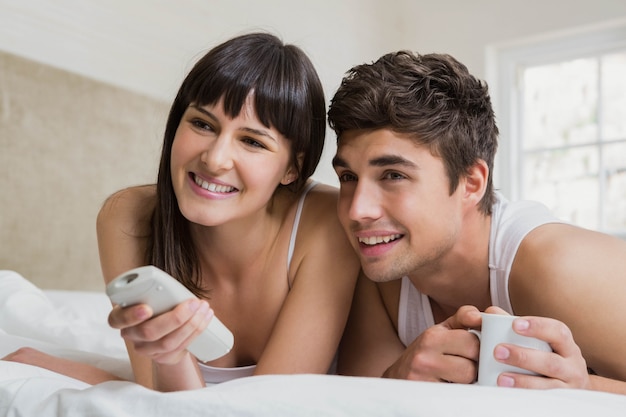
left=463, top=159, right=489, bottom=206
left=280, top=169, right=298, bottom=185
left=280, top=153, right=303, bottom=185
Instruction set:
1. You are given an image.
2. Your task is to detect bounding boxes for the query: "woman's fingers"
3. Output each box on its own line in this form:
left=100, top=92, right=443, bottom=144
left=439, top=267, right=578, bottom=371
left=108, top=303, right=153, bottom=329
left=116, top=299, right=214, bottom=363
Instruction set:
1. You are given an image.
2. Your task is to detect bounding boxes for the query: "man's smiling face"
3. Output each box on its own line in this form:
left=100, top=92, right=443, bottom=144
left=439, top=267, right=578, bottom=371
left=333, top=128, right=465, bottom=282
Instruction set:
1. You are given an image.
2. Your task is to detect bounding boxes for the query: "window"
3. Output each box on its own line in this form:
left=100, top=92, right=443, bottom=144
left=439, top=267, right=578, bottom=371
left=488, top=21, right=626, bottom=238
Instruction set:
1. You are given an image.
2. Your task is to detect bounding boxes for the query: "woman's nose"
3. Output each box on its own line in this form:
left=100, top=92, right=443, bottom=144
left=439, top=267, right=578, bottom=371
left=200, top=135, right=235, bottom=173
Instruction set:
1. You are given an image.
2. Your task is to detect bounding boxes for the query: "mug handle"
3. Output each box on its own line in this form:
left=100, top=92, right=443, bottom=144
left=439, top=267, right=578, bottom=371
left=468, top=329, right=481, bottom=341
left=468, top=329, right=482, bottom=385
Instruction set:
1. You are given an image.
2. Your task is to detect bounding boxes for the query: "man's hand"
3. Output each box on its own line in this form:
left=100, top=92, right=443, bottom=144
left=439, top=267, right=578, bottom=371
left=489, top=313, right=590, bottom=389
left=383, top=305, right=482, bottom=383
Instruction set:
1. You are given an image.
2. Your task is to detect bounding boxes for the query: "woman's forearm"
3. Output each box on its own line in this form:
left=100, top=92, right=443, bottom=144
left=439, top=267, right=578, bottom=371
left=152, top=352, right=205, bottom=391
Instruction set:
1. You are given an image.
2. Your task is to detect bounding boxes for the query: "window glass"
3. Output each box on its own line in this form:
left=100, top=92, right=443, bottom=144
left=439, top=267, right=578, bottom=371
left=602, top=52, right=626, bottom=141
left=491, top=25, right=626, bottom=237
left=518, top=49, right=626, bottom=235
left=605, top=142, right=626, bottom=232
left=523, top=146, right=599, bottom=229
left=522, top=58, right=598, bottom=150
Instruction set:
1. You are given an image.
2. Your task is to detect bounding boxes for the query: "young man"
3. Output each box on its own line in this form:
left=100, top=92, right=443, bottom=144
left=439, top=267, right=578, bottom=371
left=328, top=51, right=626, bottom=394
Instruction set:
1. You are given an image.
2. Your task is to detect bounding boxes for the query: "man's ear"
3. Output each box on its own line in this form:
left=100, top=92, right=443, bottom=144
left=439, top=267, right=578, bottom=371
left=462, top=159, right=489, bottom=206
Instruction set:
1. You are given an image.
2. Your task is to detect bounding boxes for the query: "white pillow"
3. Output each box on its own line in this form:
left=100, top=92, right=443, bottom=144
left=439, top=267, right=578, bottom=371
left=0, top=270, right=131, bottom=380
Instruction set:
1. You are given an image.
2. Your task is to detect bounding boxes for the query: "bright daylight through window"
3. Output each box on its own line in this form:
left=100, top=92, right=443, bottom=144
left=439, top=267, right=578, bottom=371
left=520, top=51, right=626, bottom=234
left=491, top=22, right=626, bottom=238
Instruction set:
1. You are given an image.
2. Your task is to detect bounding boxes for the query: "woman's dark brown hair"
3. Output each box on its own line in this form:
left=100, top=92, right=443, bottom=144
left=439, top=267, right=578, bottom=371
left=150, top=32, right=326, bottom=296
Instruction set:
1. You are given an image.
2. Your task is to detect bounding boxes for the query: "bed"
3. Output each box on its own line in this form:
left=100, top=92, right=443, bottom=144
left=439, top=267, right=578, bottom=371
left=2, top=269, right=626, bottom=417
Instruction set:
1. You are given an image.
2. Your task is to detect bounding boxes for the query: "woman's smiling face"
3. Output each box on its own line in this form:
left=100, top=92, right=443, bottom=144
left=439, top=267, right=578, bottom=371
left=170, top=95, right=296, bottom=227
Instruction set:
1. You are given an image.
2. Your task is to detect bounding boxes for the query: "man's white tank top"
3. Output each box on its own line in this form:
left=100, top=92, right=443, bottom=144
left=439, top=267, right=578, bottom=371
left=198, top=181, right=317, bottom=384
left=397, top=193, right=562, bottom=346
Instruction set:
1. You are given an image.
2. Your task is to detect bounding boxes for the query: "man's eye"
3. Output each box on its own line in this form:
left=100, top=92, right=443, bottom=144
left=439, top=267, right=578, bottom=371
left=338, top=172, right=357, bottom=182
left=383, top=171, right=406, bottom=180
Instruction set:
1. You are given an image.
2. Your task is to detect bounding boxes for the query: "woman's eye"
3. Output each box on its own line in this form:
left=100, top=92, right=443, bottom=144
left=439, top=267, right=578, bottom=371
left=191, top=119, right=214, bottom=132
left=243, top=137, right=266, bottom=149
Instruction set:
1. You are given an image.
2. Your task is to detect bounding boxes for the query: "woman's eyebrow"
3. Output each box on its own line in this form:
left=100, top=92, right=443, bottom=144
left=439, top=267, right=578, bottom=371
left=190, top=105, right=277, bottom=143
left=190, top=105, right=218, bottom=122
left=240, top=127, right=277, bottom=143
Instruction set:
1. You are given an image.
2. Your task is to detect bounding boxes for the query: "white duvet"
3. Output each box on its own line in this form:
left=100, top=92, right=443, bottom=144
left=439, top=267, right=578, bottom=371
left=2, top=270, right=626, bottom=417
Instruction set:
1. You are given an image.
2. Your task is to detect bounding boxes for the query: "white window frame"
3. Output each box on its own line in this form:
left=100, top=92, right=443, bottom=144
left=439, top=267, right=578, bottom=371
left=486, top=19, right=626, bottom=238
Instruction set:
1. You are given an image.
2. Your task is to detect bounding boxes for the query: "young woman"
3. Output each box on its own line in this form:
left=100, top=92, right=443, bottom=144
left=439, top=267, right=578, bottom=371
left=4, top=32, right=360, bottom=391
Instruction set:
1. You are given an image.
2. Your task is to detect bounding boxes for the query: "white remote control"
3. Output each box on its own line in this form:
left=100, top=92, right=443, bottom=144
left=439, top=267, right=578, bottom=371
left=106, top=265, right=234, bottom=362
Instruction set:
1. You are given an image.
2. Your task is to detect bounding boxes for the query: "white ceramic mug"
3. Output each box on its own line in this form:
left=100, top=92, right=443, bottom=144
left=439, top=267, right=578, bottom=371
left=469, top=313, right=552, bottom=386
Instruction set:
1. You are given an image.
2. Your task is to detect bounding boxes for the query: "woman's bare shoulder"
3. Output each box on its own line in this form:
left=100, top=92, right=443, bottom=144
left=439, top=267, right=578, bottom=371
left=296, top=182, right=347, bottom=242
left=301, top=182, right=340, bottom=218
left=97, top=185, right=157, bottom=236
left=97, top=185, right=157, bottom=283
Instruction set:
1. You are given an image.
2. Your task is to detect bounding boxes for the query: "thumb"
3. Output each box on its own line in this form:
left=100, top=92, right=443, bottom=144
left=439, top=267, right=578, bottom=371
left=441, top=305, right=482, bottom=329
left=484, top=305, right=510, bottom=315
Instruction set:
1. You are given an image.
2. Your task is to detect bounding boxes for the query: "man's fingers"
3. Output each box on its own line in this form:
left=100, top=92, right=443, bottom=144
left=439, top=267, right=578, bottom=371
left=513, top=316, right=581, bottom=358
left=497, top=372, right=567, bottom=389
left=484, top=306, right=509, bottom=315
left=441, top=305, right=482, bottom=329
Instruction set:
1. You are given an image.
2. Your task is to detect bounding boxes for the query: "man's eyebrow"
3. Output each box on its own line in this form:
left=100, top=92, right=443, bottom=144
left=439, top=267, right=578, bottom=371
left=332, top=154, right=418, bottom=169
left=190, top=105, right=277, bottom=143
left=369, top=155, right=418, bottom=168
left=332, top=155, right=348, bottom=168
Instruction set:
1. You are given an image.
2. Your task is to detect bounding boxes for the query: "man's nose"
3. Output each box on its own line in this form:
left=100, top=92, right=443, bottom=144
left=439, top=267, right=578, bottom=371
left=347, top=181, right=383, bottom=222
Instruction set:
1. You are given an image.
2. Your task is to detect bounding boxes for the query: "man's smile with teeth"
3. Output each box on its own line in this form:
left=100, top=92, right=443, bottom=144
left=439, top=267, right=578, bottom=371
left=358, top=234, right=402, bottom=246
left=193, top=174, right=236, bottom=193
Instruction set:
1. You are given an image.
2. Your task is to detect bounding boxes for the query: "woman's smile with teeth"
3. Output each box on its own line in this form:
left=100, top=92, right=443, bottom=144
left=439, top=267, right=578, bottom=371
left=193, top=174, right=236, bottom=193
left=358, top=234, right=402, bottom=246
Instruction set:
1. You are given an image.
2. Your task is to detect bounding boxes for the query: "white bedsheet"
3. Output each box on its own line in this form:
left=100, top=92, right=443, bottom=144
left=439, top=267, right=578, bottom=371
left=0, top=270, right=131, bottom=381
left=2, top=270, right=626, bottom=416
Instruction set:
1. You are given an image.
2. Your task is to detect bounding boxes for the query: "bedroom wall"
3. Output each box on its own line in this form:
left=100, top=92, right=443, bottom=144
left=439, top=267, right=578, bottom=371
left=0, top=51, right=169, bottom=291
left=1, top=0, right=625, bottom=290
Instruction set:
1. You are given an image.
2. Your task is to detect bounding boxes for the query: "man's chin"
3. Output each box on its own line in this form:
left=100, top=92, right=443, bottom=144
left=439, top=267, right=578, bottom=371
left=361, top=264, right=403, bottom=283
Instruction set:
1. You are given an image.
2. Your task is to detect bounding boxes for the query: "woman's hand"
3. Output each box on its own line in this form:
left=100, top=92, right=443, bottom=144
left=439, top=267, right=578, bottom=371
left=108, top=298, right=214, bottom=365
